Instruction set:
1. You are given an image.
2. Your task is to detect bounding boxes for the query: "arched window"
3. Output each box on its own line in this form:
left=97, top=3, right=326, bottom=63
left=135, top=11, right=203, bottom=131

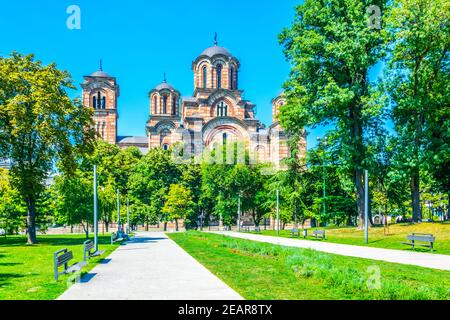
left=229, top=67, right=234, bottom=89
left=153, top=96, right=158, bottom=114
left=97, top=92, right=102, bottom=109
left=223, top=133, right=227, bottom=145
left=217, top=64, right=222, bottom=89
left=216, top=101, right=228, bottom=117
left=93, top=96, right=97, bottom=108
left=102, top=96, right=106, bottom=109
left=203, top=66, right=207, bottom=89
left=163, top=144, right=169, bottom=151
left=172, top=96, right=177, bottom=115
left=163, top=96, right=168, bottom=114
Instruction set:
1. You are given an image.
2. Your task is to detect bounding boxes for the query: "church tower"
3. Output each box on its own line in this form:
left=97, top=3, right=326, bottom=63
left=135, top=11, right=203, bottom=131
left=82, top=63, right=119, bottom=145
left=146, top=75, right=183, bottom=150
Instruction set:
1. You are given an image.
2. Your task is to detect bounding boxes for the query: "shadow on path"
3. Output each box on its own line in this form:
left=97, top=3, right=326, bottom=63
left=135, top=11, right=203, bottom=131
left=129, top=237, right=167, bottom=244
left=80, top=273, right=97, bottom=283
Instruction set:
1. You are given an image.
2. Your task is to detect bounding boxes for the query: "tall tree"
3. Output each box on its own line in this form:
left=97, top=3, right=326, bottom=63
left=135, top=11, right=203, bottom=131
left=0, top=168, right=26, bottom=234
left=128, top=148, right=180, bottom=231
left=179, top=161, right=203, bottom=229
left=162, top=184, right=195, bottom=231
left=279, top=0, right=388, bottom=227
left=54, top=171, right=93, bottom=238
left=385, top=0, right=449, bottom=221
left=0, top=53, right=95, bottom=243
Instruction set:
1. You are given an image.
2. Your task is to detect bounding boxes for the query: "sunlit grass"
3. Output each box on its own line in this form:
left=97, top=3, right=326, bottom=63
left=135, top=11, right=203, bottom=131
left=250, top=222, right=450, bottom=255
left=169, top=231, right=450, bottom=300
left=0, top=234, right=120, bottom=300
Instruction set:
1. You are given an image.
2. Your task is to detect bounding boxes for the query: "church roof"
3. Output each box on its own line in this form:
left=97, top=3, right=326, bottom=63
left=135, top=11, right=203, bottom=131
left=90, top=70, right=112, bottom=78
left=200, top=45, right=233, bottom=58
left=154, top=82, right=176, bottom=91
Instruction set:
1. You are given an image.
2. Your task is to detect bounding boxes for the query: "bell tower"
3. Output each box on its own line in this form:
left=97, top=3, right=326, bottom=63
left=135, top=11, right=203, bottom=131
left=82, top=61, right=120, bottom=145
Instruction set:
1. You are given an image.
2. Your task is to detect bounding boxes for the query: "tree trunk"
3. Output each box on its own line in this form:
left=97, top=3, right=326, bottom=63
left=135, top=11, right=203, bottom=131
left=175, top=219, right=179, bottom=231
left=145, top=217, right=149, bottom=231
left=356, top=169, right=365, bottom=229
left=411, top=169, right=422, bottom=222
left=447, top=193, right=450, bottom=220
left=26, top=198, right=37, bottom=244
left=163, top=222, right=167, bottom=231
left=81, top=222, right=89, bottom=239
left=105, top=220, right=109, bottom=232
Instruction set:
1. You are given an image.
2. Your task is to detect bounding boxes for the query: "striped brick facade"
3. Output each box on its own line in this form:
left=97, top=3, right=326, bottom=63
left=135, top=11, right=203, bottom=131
left=82, top=41, right=306, bottom=168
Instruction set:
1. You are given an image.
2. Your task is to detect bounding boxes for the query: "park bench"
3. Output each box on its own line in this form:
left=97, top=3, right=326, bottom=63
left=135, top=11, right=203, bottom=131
left=291, top=228, right=300, bottom=237
left=111, top=231, right=130, bottom=244
left=111, top=231, right=123, bottom=244
left=402, top=233, right=435, bottom=251
left=54, top=248, right=86, bottom=282
left=240, top=222, right=252, bottom=232
left=312, top=229, right=326, bottom=240
left=83, top=240, right=105, bottom=262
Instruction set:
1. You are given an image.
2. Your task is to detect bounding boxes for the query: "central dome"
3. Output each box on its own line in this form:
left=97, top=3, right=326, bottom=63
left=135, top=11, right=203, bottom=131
left=154, top=82, right=176, bottom=91
left=90, top=70, right=111, bottom=78
left=200, top=45, right=233, bottom=58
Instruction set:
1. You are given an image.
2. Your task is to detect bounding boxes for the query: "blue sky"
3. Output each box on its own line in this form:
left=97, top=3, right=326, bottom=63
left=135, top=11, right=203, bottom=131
left=0, top=0, right=383, bottom=150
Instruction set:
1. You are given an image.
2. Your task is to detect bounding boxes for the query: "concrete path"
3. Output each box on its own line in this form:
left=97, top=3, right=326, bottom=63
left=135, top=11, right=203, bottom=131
left=212, top=231, right=450, bottom=271
left=58, top=232, right=242, bottom=300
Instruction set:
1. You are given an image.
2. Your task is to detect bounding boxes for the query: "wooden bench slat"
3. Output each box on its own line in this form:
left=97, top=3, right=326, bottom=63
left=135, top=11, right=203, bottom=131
left=57, top=251, right=73, bottom=265
left=403, top=233, right=435, bottom=252
left=66, top=261, right=87, bottom=273
left=407, top=235, right=435, bottom=242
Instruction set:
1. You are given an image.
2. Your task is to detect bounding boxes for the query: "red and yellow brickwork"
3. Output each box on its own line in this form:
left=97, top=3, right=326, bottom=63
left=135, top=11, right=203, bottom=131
left=82, top=41, right=306, bottom=168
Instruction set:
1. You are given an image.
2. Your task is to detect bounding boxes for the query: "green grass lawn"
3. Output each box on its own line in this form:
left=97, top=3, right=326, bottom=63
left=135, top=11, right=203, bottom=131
left=0, top=234, right=120, bottom=300
left=169, top=231, right=450, bottom=300
left=249, top=222, right=450, bottom=255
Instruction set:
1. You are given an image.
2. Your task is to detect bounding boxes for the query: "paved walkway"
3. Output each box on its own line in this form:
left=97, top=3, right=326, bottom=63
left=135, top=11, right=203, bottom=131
left=58, top=232, right=242, bottom=300
left=212, top=231, right=450, bottom=271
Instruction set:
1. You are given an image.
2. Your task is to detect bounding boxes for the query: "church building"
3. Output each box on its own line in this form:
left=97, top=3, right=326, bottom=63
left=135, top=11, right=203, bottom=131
left=82, top=38, right=306, bottom=166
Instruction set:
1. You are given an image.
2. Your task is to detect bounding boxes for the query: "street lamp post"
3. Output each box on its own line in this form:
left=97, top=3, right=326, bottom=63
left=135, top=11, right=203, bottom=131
left=276, top=189, right=280, bottom=236
left=93, top=165, right=99, bottom=252
left=237, top=192, right=241, bottom=232
left=126, top=197, right=130, bottom=234
left=364, top=170, right=369, bottom=244
left=117, top=189, right=121, bottom=234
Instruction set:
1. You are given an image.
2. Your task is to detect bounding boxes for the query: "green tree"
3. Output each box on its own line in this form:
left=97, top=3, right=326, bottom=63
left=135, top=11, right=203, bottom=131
left=279, top=0, right=388, bottom=228
left=0, top=53, right=95, bottom=243
left=80, top=141, right=142, bottom=230
left=0, top=168, right=26, bottom=234
left=385, top=0, right=449, bottom=221
left=162, top=184, right=195, bottom=231
left=128, top=147, right=180, bottom=230
left=229, top=164, right=270, bottom=227
left=179, top=161, right=203, bottom=229
left=54, top=171, right=93, bottom=238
